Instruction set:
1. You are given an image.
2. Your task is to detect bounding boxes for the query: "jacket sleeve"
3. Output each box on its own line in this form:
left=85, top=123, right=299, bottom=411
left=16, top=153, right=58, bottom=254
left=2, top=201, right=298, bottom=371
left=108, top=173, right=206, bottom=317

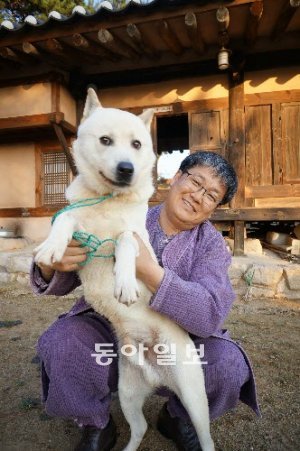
left=149, top=234, right=235, bottom=338
left=30, top=261, right=81, bottom=296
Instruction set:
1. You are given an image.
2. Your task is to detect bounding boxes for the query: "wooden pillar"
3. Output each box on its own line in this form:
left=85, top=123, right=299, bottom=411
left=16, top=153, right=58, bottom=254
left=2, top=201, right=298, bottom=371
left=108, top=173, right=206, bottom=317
left=228, top=70, right=245, bottom=255
left=52, top=123, right=78, bottom=176
left=234, top=220, right=245, bottom=256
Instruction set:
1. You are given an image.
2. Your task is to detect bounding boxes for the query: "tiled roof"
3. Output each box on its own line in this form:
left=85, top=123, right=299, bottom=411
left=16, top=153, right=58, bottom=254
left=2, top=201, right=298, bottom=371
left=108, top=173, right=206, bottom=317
left=0, top=0, right=209, bottom=33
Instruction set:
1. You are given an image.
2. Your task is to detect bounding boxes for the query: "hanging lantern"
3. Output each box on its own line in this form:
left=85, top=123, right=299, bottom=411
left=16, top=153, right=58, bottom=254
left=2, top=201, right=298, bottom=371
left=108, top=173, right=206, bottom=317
left=218, top=47, right=231, bottom=70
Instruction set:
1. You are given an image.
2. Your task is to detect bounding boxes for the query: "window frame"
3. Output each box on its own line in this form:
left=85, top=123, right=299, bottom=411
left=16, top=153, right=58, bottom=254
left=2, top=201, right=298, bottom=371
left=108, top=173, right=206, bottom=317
left=35, top=142, right=72, bottom=208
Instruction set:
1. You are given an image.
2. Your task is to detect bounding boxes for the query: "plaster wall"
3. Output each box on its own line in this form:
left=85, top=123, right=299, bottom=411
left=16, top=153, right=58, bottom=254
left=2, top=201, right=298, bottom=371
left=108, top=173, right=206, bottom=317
left=0, top=143, right=36, bottom=208
left=99, top=66, right=299, bottom=109
left=244, top=66, right=300, bottom=94
left=60, top=86, right=77, bottom=126
left=0, top=83, right=52, bottom=118
left=0, top=217, right=51, bottom=242
left=99, top=74, right=228, bottom=108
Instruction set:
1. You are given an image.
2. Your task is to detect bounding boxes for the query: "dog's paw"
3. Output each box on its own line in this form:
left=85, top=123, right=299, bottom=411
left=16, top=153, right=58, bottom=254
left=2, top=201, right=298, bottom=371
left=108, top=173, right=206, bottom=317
left=34, top=238, right=67, bottom=266
left=114, top=274, right=140, bottom=306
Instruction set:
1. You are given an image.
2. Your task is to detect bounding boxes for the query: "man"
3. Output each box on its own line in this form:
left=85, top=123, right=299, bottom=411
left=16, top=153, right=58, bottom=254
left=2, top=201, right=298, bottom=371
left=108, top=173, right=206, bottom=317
left=32, top=151, right=260, bottom=451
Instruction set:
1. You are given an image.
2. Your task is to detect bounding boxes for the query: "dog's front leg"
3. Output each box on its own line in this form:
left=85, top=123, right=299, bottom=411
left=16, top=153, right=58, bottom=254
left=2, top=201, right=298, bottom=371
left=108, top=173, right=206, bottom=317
left=114, top=231, right=140, bottom=305
left=34, top=213, right=78, bottom=266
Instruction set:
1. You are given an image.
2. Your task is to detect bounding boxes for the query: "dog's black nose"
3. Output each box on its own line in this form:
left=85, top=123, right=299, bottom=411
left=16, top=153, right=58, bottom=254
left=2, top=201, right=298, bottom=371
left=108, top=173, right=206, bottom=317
left=116, top=162, right=134, bottom=183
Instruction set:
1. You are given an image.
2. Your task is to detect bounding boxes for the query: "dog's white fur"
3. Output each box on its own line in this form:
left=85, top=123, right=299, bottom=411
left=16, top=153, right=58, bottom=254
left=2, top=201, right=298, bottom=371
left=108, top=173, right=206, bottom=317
left=35, top=89, right=214, bottom=451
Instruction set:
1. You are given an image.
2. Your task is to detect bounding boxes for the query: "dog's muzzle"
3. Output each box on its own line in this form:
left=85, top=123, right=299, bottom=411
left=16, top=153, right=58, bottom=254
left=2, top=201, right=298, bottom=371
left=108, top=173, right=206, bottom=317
left=116, top=161, right=134, bottom=184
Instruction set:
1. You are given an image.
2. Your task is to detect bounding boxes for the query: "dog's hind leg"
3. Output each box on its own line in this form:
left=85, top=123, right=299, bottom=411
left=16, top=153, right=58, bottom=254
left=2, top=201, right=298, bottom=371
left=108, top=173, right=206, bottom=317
left=118, top=358, right=152, bottom=451
left=169, top=359, right=215, bottom=451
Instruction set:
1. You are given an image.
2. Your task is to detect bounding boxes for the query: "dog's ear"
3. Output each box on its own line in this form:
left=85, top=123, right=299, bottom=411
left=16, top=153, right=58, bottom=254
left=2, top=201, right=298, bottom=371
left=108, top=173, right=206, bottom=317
left=139, top=108, right=155, bottom=131
left=82, top=88, right=102, bottom=122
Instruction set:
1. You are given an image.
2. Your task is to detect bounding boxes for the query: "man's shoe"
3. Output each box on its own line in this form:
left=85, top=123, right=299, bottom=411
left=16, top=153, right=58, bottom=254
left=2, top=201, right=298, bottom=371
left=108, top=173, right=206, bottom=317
left=74, top=415, right=117, bottom=451
left=157, top=403, right=202, bottom=451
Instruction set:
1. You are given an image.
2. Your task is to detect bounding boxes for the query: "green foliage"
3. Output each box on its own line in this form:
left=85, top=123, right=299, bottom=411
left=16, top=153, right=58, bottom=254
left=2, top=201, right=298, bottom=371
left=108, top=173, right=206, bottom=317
left=19, top=397, right=40, bottom=410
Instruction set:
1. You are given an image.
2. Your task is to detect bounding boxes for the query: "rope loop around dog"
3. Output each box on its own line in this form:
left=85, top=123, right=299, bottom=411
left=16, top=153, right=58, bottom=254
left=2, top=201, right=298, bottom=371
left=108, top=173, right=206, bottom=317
left=51, top=194, right=117, bottom=265
left=51, top=194, right=114, bottom=224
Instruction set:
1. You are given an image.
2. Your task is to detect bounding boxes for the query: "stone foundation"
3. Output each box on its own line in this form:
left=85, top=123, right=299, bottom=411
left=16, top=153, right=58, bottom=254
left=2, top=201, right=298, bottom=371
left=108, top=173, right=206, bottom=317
left=0, top=246, right=299, bottom=301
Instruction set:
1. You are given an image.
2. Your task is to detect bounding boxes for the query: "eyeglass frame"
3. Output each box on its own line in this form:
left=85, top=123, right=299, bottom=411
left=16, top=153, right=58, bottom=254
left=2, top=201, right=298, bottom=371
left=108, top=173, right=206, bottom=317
left=182, top=170, right=222, bottom=207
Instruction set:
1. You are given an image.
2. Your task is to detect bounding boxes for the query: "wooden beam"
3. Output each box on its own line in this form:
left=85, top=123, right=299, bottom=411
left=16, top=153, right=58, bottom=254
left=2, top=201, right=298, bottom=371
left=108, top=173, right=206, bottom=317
left=245, top=1, right=264, bottom=47
left=38, top=38, right=96, bottom=66
left=211, top=208, right=300, bottom=221
left=216, top=5, right=230, bottom=31
left=37, top=38, right=75, bottom=67
left=126, top=23, right=158, bottom=58
left=158, top=20, right=184, bottom=55
left=0, top=113, right=64, bottom=132
left=1, top=206, right=299, bottom=220
left=22, top=41, right=40, bottom=56
left=0, top=2, right=255, bottom=48
left=0, top=113, right=76, bottom=145
left=228, top=71, right=245, bottom=208
left=234, top=220, right=245, bottom=256
left=97, top=28, right=138, bottom=59
left=0, top=207, right=60, bottom=218
left=0, top=47, right=32, bottom=65
left=216, top=5, right=230, bottom=47
left=245, top=184, right=300, bottom=198
left=272, top=0, right=299, bottom=39
left=184, top=12, right=205, bottom=54
left=61, top=33, right=116, bottom=61
left=52, top=123, right=78, bottom=176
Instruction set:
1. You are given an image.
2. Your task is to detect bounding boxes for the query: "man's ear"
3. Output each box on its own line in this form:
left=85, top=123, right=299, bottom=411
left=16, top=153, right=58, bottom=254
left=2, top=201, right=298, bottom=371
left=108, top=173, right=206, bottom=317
left=139, top=108, right=155, bottom=131
left=82, top=88, right=102, bottom=122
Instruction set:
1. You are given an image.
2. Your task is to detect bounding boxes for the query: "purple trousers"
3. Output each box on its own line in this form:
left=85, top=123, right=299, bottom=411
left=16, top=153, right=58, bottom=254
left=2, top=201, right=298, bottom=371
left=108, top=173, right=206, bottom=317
left=37, top=308, right=251, bottom=429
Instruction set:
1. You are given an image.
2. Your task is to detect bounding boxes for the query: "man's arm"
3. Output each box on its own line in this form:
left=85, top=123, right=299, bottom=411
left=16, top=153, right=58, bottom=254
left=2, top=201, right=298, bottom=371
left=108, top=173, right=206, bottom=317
left=31, top=239, right=87, bottom=296
left=136, top=233, right=234, bottom=338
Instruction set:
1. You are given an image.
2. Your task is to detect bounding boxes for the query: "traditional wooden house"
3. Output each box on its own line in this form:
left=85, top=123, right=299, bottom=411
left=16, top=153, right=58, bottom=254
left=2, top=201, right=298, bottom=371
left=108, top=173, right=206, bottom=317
left=0, top=0, right=299, bottom=254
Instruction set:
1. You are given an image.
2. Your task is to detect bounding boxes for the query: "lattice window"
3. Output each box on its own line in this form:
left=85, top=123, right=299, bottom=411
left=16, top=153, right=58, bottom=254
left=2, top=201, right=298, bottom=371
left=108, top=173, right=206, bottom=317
left=42, top=151, right=70, bottom=206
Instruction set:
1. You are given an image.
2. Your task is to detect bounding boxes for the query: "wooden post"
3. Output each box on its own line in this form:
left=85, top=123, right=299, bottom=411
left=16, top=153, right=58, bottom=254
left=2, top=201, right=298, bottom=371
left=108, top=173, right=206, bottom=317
left=228, top=69, right=245, bottom=255
left=234, top=220, right=245, bottom=256
left=52, top=123, right=77, bottom=176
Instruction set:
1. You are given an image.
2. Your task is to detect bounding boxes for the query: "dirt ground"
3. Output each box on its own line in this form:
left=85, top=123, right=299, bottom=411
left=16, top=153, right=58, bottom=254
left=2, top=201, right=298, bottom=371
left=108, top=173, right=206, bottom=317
left=0, top=283, right=299, bottom=451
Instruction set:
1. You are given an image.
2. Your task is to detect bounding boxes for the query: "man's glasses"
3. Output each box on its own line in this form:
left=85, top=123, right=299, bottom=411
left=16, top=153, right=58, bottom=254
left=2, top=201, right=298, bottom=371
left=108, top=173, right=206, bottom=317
left=183, top=170, right=220, bottom=208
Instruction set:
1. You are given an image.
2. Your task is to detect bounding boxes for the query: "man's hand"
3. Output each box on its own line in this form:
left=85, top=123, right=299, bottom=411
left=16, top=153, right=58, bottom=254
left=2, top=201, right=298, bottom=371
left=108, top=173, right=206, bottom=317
left=134, top=233, right=164, bottom=294
left=35, top=239, right=88, bottom=282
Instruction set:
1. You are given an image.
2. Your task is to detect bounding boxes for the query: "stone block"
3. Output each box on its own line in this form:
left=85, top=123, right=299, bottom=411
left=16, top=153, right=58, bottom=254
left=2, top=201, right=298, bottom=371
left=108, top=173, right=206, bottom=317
left=16, top=274, right=30, bottom=286
left=250, top=286, right=276, bottom=299
left=228, top=261, right=249, bottom=282
left=0, top=238, right=28, bottom=251
left=283, top=266, right=300, bottom=291
left=225, top=238, right=263, bottom=256
left=0, top=252, right=12, bottom=269
left=276, top=278, right=300, bottom=300
left=0, top=272, right=11, bottom=284
left=244, top=264, right=283, bottom=287
left=7, top=255, right=32, bottom=274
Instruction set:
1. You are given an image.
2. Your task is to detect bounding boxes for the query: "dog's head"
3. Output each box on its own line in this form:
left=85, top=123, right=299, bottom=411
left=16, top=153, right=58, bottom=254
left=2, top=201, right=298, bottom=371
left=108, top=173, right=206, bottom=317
left=73, top=88, right=156, bottom=197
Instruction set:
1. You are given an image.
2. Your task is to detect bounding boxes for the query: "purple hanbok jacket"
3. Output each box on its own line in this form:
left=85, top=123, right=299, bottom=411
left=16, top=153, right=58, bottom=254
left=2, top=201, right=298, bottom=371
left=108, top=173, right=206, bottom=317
left=31, top=205, right=260, bottom=416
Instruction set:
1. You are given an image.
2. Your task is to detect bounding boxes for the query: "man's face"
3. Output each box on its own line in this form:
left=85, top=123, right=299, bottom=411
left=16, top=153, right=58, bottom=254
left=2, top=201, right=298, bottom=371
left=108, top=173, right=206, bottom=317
left=165, top=165, right=227, bottom=229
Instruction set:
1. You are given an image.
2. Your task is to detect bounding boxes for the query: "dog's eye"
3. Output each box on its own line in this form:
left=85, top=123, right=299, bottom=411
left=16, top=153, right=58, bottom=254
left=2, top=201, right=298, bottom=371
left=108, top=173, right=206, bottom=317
left=100, top=136, right=112, bottom=146
left=132, top=140, right=141, bottom=150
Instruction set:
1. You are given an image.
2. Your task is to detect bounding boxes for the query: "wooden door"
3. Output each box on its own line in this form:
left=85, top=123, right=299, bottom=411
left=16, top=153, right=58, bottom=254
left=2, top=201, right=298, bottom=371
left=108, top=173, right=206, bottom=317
left=281, top=103, right=300, bottom=184
left=189, top=110, right=228, bottom=158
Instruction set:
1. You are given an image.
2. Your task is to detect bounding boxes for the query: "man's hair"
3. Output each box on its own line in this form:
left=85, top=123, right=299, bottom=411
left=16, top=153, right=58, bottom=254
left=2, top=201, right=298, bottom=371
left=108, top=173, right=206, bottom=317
left=179, top=151, right=238, bottom=205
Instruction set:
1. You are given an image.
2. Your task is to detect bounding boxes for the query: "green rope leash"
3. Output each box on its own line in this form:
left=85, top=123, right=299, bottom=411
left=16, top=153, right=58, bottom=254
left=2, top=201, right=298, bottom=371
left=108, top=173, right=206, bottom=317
left=51, top=194, right=114, bottom=225
left=51, top=194, right=117, bottom=265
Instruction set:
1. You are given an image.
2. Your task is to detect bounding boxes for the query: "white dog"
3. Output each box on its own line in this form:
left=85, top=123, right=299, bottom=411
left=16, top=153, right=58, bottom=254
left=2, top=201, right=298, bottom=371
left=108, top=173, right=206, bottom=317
left=35, top=88, right=214, bottom=451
